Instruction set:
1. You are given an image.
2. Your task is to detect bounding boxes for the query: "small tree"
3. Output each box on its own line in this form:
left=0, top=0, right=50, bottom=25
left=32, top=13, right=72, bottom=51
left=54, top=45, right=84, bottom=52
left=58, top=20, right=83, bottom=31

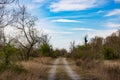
left=4, top=44, right=17, bottom=65
left=40, top=43, right=53, bottom=57
left=69, top=41, right=75, bottom=58
left=39, top=35, right=53, bottom=57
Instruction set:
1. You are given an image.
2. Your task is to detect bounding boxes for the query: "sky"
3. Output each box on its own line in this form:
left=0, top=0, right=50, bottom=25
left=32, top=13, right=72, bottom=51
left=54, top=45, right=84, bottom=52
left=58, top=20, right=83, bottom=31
left=8, top=0, right=120, bottom=50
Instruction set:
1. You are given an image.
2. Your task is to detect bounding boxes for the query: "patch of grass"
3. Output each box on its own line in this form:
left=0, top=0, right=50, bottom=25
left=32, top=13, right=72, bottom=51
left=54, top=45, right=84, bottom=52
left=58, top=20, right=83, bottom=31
left=10, top=64, right=27, bottom=74
left=103, top=64, right=120, bottom=80
left=0, top=57, right=51, bottom=80
left=21, top=57, right=51, bottom=80
left=0, top=62, right=26, bottom=74
left=74, top=59, right=120, bottom=80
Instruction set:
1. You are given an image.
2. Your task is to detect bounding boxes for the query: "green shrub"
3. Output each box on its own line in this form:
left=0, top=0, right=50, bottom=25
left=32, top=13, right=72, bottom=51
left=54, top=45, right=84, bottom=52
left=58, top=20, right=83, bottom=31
left=102, top=46, right=119, bottom=60
left=39, top=43, right=53, bottom=57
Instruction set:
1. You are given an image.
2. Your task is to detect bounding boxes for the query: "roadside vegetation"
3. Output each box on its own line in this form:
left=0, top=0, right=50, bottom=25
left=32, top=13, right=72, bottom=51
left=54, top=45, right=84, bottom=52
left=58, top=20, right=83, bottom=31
left=68, top=30, right=120, bottom=80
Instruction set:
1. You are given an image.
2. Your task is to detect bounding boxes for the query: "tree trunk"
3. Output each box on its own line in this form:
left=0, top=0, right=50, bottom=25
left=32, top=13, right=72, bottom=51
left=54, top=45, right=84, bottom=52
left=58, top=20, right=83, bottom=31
left=26, top=45, right=33, bottom=60
left=5, top=54, right=9, bottom=65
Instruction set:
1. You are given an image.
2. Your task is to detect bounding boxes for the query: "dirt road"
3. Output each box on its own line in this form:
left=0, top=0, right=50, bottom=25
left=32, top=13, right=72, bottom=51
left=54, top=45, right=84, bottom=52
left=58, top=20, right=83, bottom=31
left=48, top=58, right=60, bottom=80
left=48, top=58, right=80, bottom=80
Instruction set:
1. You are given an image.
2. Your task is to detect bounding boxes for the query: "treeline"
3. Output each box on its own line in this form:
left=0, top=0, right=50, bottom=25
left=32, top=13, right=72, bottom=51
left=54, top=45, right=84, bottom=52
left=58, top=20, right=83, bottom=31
left=69, top=30, right=120, bottom=60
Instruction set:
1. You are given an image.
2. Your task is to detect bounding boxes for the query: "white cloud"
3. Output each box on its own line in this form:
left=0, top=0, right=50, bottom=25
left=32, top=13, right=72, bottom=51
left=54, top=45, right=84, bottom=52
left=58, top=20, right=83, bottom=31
left=114, top=0, right=120, bottom=3
left=51, top=19, right=80, bottom=23
left=33, top=0, right=44, bottom=3
left=88, top=29, right=117, bottom=38
left=105, top=9, right=120, bottom=16
left=26, top=4, right=37, bottom=10
left=43, top=28, right=73, bottom=34
left=105, top=22, right=120, bottom=28
left=49, top=0, right=107, bottom=12
left=53, top=31, right=73, bottom=34
left=71, top=28, right=94, bottom=31
left=7, top=3, right=41, bottom=10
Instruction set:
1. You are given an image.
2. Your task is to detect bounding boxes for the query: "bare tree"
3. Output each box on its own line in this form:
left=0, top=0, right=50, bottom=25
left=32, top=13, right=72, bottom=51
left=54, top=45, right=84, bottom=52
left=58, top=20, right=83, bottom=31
left=69, top=41, right=75, bottom=54
left=90, top=36, right=103, bottom=59
left=91, top=37, right=103, bottom=52
left=0, top=0, right=16, bottom=4
left=13, top=6, right=43, bottom=60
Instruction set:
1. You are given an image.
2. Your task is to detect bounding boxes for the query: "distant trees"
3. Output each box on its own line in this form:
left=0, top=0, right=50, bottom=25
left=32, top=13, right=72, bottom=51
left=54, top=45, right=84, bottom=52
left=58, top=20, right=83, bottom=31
left=69, top=30, right=120, bottom=60
left=53, top=49, right=60, bottom=58
left=60, top=48, right=68, bottom=56
left=90, top=37, right=103, bottom=59
left=103, top=30, right=120, bottom=59
left=51, top=48, right=68, bottom=58
left=39, top=35, right=53, bottom=57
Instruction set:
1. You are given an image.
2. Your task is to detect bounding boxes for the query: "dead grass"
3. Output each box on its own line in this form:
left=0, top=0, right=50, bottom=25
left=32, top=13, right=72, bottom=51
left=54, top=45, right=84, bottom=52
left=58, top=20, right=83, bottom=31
left=70, top=59, right=120, bottom=80
left=0, top=57, right=52, bottom=80
left=102, top=60, right=120, bottom=80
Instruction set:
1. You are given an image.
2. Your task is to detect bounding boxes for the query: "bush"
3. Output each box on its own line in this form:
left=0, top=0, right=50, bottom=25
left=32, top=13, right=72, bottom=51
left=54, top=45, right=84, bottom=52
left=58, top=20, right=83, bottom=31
left=76, top=59, right=101, bottom=69
left=39, top=43, right=53, bottom=57
left=102, top=46, right=119, bottom=60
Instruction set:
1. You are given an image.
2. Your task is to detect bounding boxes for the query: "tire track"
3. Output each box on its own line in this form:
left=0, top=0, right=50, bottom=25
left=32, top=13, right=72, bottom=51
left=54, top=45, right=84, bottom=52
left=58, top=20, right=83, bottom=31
left=48, top=58, right=60, bottom=80
left=63, top=58, right=80, bottom=80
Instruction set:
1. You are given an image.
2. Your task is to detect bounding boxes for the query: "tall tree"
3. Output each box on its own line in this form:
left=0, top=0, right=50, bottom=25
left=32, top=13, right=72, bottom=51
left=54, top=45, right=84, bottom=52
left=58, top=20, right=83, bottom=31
left=13, top=6, right=42, bottom=60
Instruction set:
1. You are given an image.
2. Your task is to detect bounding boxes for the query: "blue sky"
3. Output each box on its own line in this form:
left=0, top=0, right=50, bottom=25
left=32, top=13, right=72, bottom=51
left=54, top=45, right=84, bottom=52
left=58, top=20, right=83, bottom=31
left=13, top=0, right=120, bottom=50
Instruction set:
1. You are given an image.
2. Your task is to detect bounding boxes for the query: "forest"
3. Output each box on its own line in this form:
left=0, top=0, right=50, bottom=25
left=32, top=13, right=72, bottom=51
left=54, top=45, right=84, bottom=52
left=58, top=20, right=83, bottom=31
left=0, top=0, right=120, bottom=80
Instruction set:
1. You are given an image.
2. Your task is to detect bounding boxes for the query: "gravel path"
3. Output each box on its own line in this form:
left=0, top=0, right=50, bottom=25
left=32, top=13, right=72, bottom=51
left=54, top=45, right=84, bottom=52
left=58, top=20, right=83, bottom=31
left=48, top=58, right=59, bottom=80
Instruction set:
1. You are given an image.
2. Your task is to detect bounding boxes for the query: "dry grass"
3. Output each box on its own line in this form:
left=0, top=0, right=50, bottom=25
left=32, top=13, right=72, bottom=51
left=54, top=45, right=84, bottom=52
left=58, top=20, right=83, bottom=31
left=70, top=59, right=120, bottom=80
left=102, top=60, right=120, bottom=80
left=0, top=57, right=53, bottom=80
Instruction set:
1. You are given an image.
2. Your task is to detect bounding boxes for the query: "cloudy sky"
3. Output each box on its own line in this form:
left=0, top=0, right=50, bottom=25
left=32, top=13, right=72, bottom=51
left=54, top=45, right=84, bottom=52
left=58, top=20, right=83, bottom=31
left=10, top=0, right=120, bottom=50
